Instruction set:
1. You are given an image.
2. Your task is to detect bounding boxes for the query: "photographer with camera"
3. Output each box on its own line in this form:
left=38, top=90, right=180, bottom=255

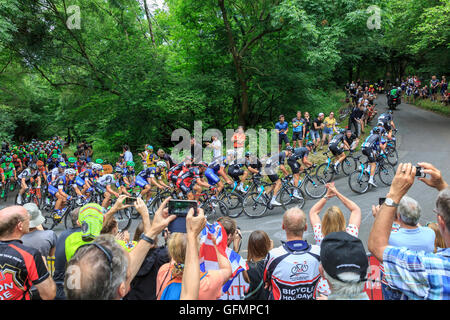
left=368, top=162, right=450, bottom=300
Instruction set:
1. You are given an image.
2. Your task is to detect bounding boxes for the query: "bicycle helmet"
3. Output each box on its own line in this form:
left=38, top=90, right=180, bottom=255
left=226, top=149, right=237, bottom=157
left=59, top=162, right=67, bottom=168
left=29, top=163, right=38, bottom=171
left=65, top=168, right=77, bottom=175
left=245, top=151, right=252, bottom=158
left=126, top=161, right=135, bottom=167
left=338, top=128, right=346, bottom=134
left=68, top=157, right=76, bottom=163
left=372, top=127, right=380, bottom=134
left=197, top=161, right=208, bottom=169
left=114, top=167, right=123, bottom=174
left=92, top=164, right=103, bottom=171
left=95, top=158, right=104, bottom=164
left=286, top=146, right=294, bottom=152
left=36, top=160, right=44, bottom=167
left=156, top=161, right=167, bottom=168
left=377, top=122, right=384, bottom=127
left=306, top=141, right=314, bottom=148
left=5, top=157, right=11, bottom=162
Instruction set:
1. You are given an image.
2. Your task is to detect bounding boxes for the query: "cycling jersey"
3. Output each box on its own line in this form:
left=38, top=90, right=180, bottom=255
left=138, top=167, right=162, bottom=180
left=97, top=174, right=116, bottom=187
left=208, top=157, right=227, bottom=173
left=18, top=169, right=39, bottom=182
left=1, top=163, right=15, bottom=178
left=123, top=167, right=135, bottom=177
left=378, top=113, right=393, bottom=123
left=227, top=159, right=245, bottom=180
left=362, top=134, right=382, bottom=150
left=265, top=152, right=287, bottom=168
left=264, top=241, right=321, bottom=300
left=329, top=133, right=344, bottom=147
left=0, top=240, right=50, bottom=300
left=176, top=167, right=202, bottom=193
left=245, top=157, right=262, bottom=173
left=290, top=147, right=309, bottom=161
left=52, top=175, right=77, bottom=192
left=292, top=117, right=304, bottom=133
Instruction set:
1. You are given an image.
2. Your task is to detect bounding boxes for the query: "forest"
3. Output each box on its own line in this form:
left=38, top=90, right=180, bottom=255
left=0, top=0, right=448, bottom=154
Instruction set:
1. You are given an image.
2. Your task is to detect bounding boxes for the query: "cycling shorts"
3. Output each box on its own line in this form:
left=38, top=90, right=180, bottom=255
left=205, top=168, right=220, bottom=186
left=292, top=132, right=303, bottom=141
left=329, top=144, right=343, bottom=156
left=362, top=147, right=377, bottom=163
left=136, top=175, right=150, bottom=188
left=287, top=158, right=301, bottom=174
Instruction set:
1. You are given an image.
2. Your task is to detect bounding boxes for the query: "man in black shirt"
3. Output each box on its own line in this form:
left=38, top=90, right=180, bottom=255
left=348, top=104, right=364, bottom=137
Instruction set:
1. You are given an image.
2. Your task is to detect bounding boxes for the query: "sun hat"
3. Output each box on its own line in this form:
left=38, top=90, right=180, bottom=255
left=23, top=203, right=45, bottom=228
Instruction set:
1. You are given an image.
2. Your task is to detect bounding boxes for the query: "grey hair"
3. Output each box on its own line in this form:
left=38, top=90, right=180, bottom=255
left=397, top=195, right=421, bottom=226
left=323, top=270, right=366, bottom=298
left=64, top=234, right=128, bottom=300
left=436, top=187, right=450, bottom=231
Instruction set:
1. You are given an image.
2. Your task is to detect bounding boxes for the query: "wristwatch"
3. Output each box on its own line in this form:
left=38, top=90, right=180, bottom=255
left=140, top=233, right=156, bottom=246
left=384, top=198, right=399, bottom=208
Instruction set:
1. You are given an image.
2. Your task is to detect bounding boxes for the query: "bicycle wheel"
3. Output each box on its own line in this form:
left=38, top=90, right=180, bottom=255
left=243, top=192, right=267, bottom=218
left=303, top=176, right=327, bottom=199
left=279, top=187, right=305, bottom=210
left=115, top=208, right=132, bottom=231
left=341, top=157, right=357, bottom=176
left=348, top=170, right=369, bottom=194
left=202, top=199, right=229, bottom=222
left=378, top=163, right=395, bottom=186
left=386, top=147, right=398, bottom=166
left=220, top=191, right=243, bottom=218
left=316, top=163, right=334, bottom=182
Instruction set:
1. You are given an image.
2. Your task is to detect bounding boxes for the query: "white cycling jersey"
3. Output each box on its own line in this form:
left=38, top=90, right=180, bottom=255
left=264, top=241, right=321, bottom=300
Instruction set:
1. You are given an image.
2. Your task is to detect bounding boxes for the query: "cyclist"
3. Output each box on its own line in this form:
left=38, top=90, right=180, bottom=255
left=226, top=150, right=248, bottom=193
left=123, top=161, right=136, bottom=189
left=176, top=161, right=211, bottom=201
left=96, top=167, right=124, bottom=209
left=287, top=143, right=314, bottom=198
left=263, top=148, right=293, bottom=206
left=145, top=145, right=158, bottom=168
left=244, top=151, right=262, bottom=177
left=136, top=161, right=168, bottom=203
left=12, top=154, right=23, bottom=173
left=205, top=156, right=227, bottom=197
left=0, top=157, right=17, bottom=198
left=47, top=153, right=60, bottom=171
left=16, top=163, right=41, bottom=205
left=52, top=168, right=84, bottom=220
left=361, top=126, right=387, bottom=188
left=36, top=160, right=48, bottom=185
left=50, top=162, right=67, bottom=183
left=328, top=129, right=349, bottom=172
left=377, top=111, right=396, bottom=140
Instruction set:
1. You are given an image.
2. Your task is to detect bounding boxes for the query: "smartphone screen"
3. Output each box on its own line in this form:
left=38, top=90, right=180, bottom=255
left=168, top=200, right=198, bottom=217
left=124, top=197, right=136, bottom=205
left=379, top=197, right=386, bottom=206
left=168, top=200, right=198, bottom=233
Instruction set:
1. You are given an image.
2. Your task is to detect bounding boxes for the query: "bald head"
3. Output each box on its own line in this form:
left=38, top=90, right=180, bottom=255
left=0, top=206, right=29, bottom=238
left=282, top=208, right=307, bottom=238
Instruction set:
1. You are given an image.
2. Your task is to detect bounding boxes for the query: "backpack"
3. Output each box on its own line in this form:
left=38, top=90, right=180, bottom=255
left=160, top=271, right=208, bottom=300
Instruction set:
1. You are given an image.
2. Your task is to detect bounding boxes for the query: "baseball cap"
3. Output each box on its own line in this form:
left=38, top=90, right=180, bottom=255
left=320, top=232, right=368, bottom=282
left=78, top=203, right=104, bottom=242
left=23, top=203, right=45, bottom=228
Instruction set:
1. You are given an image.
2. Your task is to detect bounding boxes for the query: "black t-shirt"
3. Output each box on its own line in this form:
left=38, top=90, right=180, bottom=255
left=351, top=106, right=364, bottom=120
left=124, top=246, right=170, bottom=300
left=344, top=133, right=357, bottom=146
left=245, top=260, right=270, bottom=300
left=312, top=118, right=323, bottom=131
left=163, top=154, right=175, bottom=168
left=303, top=118, right=311, bottom=132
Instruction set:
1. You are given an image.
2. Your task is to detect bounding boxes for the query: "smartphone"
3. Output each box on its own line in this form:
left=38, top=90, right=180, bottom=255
left=168, top=200, right=198, bottom=233
left=379, top=197, right=386, bottom=206
left=123, top=197, right=136, bottom=205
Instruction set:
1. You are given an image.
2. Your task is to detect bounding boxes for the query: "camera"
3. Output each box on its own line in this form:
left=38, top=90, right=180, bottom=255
left=415, top=166, right=426, bottom=178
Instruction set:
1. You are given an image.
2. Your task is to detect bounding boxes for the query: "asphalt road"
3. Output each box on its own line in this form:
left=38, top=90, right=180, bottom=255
left=2, top=94, right=449, bottom=258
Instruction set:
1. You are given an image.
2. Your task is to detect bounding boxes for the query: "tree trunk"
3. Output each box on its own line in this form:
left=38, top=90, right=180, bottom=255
left=218, top=0, right=249, bottom=128
left=143, top=0, right=156, bottom=47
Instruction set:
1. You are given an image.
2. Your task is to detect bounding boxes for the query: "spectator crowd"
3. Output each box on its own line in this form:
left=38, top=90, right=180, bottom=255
left=0, top=158, right=448, bottom=300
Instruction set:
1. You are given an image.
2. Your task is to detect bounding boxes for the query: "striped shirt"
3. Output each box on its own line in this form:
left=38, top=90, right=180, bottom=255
left=382, top=246, right=450, bottom=300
